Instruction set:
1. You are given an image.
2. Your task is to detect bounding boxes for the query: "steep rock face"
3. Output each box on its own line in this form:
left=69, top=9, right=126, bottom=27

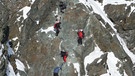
left=0, top=0, right=135, bottom=76
left=90, top=15, right=133, bottom=75
left=104, top=4, right=135, bottom=54
left=0, top=57, right=7, bottom=76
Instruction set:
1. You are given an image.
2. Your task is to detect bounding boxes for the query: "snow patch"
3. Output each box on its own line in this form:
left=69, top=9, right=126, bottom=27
left=79, top=0, right=117, bottom=32
left=0, top=44, right=4, bottom=56
left=128, top=6, right=135, bottom=17
left=26, top=61, right=30, bottom=69
left=16, top=72, right=21, bottom=76
left=107, top=52, right=121, bottom=76
left=17, top=15, right=22, bottom=22
left=39, top=26, right=55, bottom=33
left=110, top=32, right=115, bottom=37
left=36, top=20, right=39, bottom=24
left=6, top=62, right=16, bottom=76
left=53, top=57, right=56, bottom=60
left=14, top=42, right=20, bottom=52
left=100, top=21, right=106, bottom=28
left=15, top=59, right=25, bottom=72
left=84, top=45, right=104, bottom=76
left=124, top=70, right=128, bottom=76
left=19, top=6, right=31, bottom=19
left=73, top=63, right=80, bottom=76
left=12, top=37, right=18, bottom=41
left=97, top=59, right=102, bottom=63
left=19, top=25, right=24, bottom=32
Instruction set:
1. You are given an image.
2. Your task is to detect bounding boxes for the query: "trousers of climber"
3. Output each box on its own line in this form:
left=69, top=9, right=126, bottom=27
left=53, top=67, right=61, bottom=76
left=53, top=63, right=63, bottom=76
left=54, top=21, right=61, bottom=36
left=60, top=51, right=68, bottom=62
left=77, top=29, right=84, bottom=45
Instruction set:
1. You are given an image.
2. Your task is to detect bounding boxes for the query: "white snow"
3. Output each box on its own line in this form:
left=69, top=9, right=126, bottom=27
left=107, top=52, right=121, bottom=76
left=16, top=15, right=22, bottom=22
left=36, top=20, right=39, bottom=24
left=26, top=61, right=30, bottom=69
left=101, top=52, right=125, bottom=76
left=110, top=32, right=115, bottom=37
left=19, top=6, right=31, bottom=19
left=73, top=63, right=80, bottom=76
left=84, top=45, right=104, bottom=76
left=12, top=37, right=18, bottom=41
left=53, top=57, right=56, bottom=60
left=124, top=70, right=128, bottom=76
left=6, top=62, right=16, bottom=76
left=16, top=73, right=21, bottom=76
left=19, top=25, right=24, bottom=32
left=97, top=59, right=102, bottom=63
left=79, top=0, right=117, bottom=32
left=15, top=59, right=25, bottom=72
left=0, top=44, right=4, bottom=56
left=39, top=26, right=55, bottom=33
left=14, top=42, right=20, bottom=52
left=128, top=6, right=135, bottom=17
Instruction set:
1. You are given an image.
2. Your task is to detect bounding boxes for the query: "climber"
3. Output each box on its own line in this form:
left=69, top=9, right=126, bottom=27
left=1, top=26, right=9, bottom=44
left=59, top=1, right=67, bottom=13
left=77, top=29, right=85, bottom=45
left=54, top=21, right=61, bottom=36
left=60, top=51, right=68, bottom=62
left=53, top=63, right=64, bottom=76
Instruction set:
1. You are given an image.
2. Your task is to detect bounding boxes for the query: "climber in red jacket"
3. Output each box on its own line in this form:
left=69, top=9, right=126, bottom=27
left=77, top=29, right=84, bottom=45
left=54, top=21, right=61, bottom=36
left=60, top=51, right=68, bottom=62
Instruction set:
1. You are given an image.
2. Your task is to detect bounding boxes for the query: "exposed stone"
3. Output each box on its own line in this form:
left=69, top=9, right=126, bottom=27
left=0, top=0, right=135, bottom=76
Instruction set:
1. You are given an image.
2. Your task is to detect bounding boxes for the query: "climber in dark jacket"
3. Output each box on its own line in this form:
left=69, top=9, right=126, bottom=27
left=60, top=51, right=68, bottom=62
left=59, top=1, right=67, bottom=13
left=1, top=26, right=9, bottom=44
left=54, top=21, right=61, bottom=36
left=53, top=63, right=63, bottom=76
left=77, top=29, right=85, bottom=45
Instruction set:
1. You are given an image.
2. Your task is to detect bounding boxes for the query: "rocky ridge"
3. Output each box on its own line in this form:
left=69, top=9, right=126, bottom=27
left=0, top=0, right=135, bottom=76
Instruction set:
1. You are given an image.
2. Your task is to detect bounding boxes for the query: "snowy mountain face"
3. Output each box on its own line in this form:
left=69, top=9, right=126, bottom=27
left=0, top=0, right=135, bottom=76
